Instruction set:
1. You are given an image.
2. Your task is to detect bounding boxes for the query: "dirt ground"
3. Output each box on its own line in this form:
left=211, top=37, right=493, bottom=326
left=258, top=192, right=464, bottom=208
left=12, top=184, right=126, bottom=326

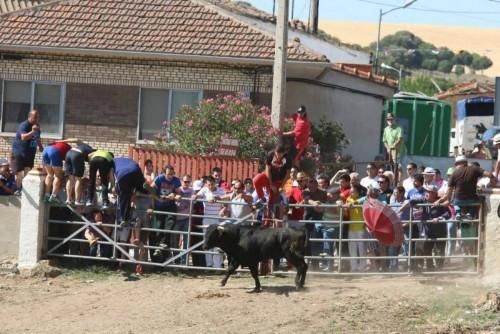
left=0, top=268, right=499, bottom=334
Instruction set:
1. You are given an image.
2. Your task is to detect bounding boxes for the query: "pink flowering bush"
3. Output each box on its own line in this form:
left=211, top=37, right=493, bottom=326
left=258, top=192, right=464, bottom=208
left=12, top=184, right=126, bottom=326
left=165, top=94, right=292, bottom=159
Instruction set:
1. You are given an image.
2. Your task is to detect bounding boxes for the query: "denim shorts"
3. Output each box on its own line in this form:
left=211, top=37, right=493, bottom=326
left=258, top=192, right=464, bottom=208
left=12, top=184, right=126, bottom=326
left=42, top=145, right=63, bottom=167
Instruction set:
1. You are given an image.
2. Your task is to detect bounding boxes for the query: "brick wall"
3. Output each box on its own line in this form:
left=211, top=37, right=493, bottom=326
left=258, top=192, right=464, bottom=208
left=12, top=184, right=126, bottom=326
left=0, top=53, right=273, bottom=93
left=0, top=52, right=273, bottom=163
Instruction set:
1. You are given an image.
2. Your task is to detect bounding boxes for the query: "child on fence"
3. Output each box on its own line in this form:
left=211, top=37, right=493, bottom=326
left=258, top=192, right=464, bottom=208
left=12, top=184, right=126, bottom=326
left=346, top=185, right=367, bottom=272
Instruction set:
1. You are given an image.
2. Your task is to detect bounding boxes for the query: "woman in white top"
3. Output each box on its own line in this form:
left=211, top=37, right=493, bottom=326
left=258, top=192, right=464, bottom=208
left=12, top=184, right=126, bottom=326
left=192, top=176, right=226, bottom=268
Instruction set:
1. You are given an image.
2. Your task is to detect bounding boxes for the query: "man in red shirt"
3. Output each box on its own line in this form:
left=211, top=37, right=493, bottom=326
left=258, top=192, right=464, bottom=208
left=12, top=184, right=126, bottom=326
left=283, top=105, right=311, bottom=165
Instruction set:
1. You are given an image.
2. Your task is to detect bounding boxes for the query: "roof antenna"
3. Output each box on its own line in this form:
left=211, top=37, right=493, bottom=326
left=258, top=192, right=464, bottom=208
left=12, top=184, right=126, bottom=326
left=273, top=0, right=276, bottom=17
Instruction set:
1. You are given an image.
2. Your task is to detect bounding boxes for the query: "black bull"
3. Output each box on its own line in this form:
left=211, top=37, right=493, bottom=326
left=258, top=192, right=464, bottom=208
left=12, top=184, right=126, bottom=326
left=203, top=224, right=308, bottom=292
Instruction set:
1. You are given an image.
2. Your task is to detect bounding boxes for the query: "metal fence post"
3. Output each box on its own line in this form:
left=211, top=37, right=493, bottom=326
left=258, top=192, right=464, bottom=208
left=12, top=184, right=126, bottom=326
left=408, top=206, right=413, bottom=273
left=185, top=198, right=194, bottom=266
left=338, top=205, right=343, bottom=273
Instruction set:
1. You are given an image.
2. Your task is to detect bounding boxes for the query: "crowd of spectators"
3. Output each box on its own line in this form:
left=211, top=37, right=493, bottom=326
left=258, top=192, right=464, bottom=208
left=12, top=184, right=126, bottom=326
left=3, top=107, right=500, bottom=275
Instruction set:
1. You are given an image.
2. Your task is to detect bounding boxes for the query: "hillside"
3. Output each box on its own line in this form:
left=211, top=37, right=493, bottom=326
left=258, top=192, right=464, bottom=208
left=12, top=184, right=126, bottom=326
left=319, top=21, right=500, bottom=78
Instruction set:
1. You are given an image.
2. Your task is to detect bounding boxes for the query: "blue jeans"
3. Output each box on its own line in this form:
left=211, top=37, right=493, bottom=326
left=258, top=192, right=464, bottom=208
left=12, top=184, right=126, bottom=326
left=453, top=198, right=479, bottom=219
left=311, top=224, right=325, bottom=257
left=386, top=246, right=401, bottom=271
left=174, top=218, right=190, bottom=264
left=446, top=221, right=457, bottom=256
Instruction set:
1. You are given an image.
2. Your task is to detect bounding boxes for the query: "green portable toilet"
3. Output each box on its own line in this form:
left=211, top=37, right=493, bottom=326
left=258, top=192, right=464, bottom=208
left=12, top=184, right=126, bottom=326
left=384, top=92, right=452, bottom=157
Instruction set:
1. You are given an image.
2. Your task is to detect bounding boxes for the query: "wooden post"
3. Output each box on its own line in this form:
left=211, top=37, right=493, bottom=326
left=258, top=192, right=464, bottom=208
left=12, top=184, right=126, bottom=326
left=271, top=0, right=289, bottom=130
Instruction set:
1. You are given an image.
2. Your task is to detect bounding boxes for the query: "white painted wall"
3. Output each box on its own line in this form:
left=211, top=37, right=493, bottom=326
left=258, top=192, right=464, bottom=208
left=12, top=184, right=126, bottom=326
left=285, top=71, right=395, bottom=163
left=0, top=196, right=21, bottom=258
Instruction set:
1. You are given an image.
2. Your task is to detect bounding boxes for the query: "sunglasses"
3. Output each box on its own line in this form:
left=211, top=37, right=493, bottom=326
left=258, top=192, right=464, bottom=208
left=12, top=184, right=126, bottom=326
left=183, top=180, right=191, bottom=183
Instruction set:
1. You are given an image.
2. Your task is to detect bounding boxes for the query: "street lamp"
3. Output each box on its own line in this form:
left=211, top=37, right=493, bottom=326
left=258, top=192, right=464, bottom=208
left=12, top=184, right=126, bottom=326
left=381, top=63, right=403, bottom=91
left=375, top=0, right=417, bottom=72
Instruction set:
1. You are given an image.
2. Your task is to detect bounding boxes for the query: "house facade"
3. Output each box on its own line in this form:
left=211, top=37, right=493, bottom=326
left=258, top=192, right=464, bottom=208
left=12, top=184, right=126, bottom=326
left=0, top=0, right=395, bottom=165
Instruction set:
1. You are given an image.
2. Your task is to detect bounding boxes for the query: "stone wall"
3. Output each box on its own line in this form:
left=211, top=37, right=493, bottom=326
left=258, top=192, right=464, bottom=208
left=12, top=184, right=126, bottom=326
left=481, top=189, right=500, bottom=286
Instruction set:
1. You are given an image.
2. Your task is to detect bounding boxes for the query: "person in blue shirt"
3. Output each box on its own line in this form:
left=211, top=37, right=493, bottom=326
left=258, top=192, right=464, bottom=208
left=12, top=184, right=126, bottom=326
left=10, top=110, right=43, bottom=190
left=401, top=174, right=427, bottom=271
left=0, top=159, right=17, bottom=195
left=113, top=157, right=151, bottom=227
left=150, top=164, right=181, bottom=262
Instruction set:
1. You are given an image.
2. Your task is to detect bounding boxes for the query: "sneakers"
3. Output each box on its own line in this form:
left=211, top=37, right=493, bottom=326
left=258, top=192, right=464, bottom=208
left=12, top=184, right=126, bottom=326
left=135, top=264, right=144, bottom=276
left=102, top=201, right=111, bottom=209
left=48, top=194, right=59, bottom=203
left=74, top=200, right=85, bottom=206
left=85, top=200, right=93, bottom=207
left=64, top=199, right=74, bottom=206
left=13, top=189, right=22, bottom=196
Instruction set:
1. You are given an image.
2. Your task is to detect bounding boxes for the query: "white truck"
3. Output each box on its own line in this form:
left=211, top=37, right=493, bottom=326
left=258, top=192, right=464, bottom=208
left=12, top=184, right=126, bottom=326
left=455, top=96, right=495, bottom=154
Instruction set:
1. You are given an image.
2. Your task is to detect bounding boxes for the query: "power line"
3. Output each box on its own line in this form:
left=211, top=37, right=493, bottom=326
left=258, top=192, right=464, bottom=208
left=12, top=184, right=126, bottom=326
left=356, top=0, right=500, bottom=14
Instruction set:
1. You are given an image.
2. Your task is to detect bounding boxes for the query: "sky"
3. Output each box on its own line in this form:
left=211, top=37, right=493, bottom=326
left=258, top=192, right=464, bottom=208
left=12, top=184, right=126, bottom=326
left=242, top=0, right=500, bottom=28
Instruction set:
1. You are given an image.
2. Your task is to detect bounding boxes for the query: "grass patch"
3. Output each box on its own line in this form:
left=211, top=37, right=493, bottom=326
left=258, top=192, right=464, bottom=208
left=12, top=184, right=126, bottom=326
left=422, top=288, right=500, bottom=332
left=61, top=265, right=118, bottom=281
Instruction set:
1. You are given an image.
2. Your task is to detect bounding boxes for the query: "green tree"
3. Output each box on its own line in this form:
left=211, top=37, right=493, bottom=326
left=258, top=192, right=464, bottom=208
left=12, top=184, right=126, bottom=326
left=400, top=76, right=454, bottom=96
left=421, top=58, right=438, bottom=71
left=471, top=55, right=493, bottom=70
left=454, top=65, right=465, bottom=75
left=455, top=50, right=473, bottom=66
left=437, top=60, right=453, bottom=73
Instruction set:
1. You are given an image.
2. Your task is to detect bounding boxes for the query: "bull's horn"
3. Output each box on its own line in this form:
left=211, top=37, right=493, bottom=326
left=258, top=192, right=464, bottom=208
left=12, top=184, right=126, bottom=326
left=217, top=226, right=225, bottom=231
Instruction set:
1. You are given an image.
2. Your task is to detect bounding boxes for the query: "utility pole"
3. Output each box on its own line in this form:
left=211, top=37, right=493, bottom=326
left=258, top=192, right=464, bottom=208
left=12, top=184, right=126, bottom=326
left=271, top=0, right=289, bottom=130
left=309, top=0, right=319, bottom=34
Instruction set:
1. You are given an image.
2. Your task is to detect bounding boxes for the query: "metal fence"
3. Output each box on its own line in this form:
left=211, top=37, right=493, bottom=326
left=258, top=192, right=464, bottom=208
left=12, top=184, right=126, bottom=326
left=46, top=198, right=484, bottom=276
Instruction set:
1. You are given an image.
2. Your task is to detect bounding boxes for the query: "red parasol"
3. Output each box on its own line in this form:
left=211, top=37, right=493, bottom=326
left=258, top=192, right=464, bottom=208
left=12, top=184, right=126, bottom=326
left=362, top=198, right=404, bottom=246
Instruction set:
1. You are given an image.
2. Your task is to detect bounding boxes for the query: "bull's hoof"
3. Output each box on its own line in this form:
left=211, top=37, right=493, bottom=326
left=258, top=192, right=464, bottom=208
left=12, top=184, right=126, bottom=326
left=249, top=287, right=262, bottom=293
left=220, top=280, right=227, bottom=287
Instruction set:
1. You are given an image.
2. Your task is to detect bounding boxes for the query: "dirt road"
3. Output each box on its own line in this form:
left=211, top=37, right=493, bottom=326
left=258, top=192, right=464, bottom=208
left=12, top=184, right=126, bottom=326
left=0, top=270, right=498, bottom=334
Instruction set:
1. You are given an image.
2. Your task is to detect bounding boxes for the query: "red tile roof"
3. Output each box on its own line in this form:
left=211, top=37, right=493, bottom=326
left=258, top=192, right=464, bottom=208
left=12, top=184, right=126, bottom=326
left=0, top=0, right=327, bottom=62
left=0, top=0, right=50, bottom=14
left=332, top=63, right=398, bottom=88
left=435, top=79, right=495, bottom=99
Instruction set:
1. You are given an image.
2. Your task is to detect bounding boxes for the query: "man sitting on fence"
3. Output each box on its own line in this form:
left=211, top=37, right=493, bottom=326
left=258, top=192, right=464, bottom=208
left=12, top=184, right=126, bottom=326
left=436, top=155, right=493, bottom=264
left=253, top=143, right=291, bottom=209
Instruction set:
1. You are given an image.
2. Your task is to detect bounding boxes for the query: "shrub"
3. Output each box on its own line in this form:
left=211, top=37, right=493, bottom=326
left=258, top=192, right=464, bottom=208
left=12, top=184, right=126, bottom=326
left=164, top=94, right=291, bottom=159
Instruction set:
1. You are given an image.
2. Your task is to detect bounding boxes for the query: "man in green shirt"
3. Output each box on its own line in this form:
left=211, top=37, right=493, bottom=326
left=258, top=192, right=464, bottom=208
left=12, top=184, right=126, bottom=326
left=383, top=112, right=406, bottom=164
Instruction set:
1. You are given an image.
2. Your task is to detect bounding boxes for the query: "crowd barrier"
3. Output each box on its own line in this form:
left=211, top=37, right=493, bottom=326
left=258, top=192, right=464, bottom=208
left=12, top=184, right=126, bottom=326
left=46, top=198, right=483, bottom=275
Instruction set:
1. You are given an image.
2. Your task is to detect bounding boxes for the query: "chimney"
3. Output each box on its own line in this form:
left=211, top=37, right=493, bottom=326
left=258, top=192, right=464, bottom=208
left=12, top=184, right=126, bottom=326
left=309, top=0, right=319, bottom=34
left=494, top=77, right=500, bottom=126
